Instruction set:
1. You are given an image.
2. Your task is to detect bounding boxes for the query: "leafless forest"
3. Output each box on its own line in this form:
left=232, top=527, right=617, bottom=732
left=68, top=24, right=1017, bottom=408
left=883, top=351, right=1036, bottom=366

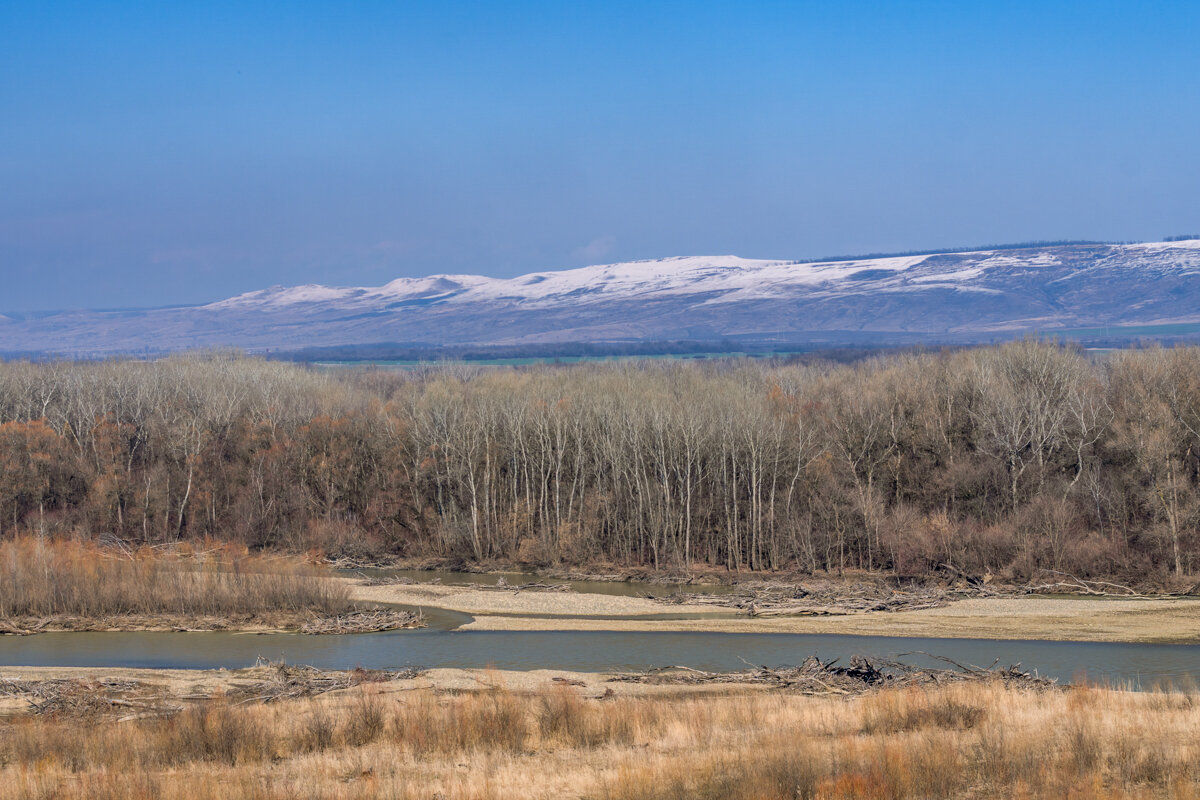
left=2, top=342, right=1199, bottom=580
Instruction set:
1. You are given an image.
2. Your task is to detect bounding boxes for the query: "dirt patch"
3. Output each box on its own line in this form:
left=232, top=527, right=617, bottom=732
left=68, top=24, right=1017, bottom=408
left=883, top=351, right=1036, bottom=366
left=0, top=665, right=789, bottom=715
left=348, top=580, right=688, bottom=617
left=379, top=582, right=1200, bottom=643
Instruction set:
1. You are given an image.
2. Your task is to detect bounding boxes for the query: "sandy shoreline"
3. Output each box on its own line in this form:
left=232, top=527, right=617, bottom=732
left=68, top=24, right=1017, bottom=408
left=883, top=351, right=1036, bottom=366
left=0, top=664, right=755, bottom=716
left=349, top=580, right=1200, bottom=643
left=2, top=576, right=1196, bottom=644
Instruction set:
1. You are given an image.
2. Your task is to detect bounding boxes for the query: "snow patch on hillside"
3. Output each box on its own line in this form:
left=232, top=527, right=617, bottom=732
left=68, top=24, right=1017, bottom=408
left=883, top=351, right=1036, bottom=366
left=207, top=284, right=363, bottom=309
left=1128, top=239, right=1200, bottom=253
left=199, top=240, right=1200, bottom=319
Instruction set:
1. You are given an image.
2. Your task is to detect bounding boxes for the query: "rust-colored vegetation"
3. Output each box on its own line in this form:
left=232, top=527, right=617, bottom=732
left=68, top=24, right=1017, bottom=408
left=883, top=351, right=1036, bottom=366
left=0, top=537, right=357, bottom=632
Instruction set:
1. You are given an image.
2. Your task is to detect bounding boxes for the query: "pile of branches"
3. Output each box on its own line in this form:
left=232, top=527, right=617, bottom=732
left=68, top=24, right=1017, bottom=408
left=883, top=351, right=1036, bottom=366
left=355, top=573, right=429, bottom=586
left=479, top=577, right=574, bottom=594
left=0, top=677, right=179, bottom=719
left=654, top=583, right=970, bottom=616
left=546, top=569, right=692, bottom=585
left=359, top=573, right=575, bottom=593
left=651, top=566, right=1037, bottom=616
left=1022, top=569, right=1197, bottom=598
left=0, top=662, right=428, bottom=717
left=300, top=609, right=423, bottom=634
left=233, top=659, right=424, bottom=703
left=609, top=654, right=1054, bottom=696
left=0, top=618, right=52, bottom=636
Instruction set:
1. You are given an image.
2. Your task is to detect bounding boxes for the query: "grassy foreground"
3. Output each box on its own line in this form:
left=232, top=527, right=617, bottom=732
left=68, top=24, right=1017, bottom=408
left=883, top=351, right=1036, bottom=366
left=2, top=675, right=1199, bottom=799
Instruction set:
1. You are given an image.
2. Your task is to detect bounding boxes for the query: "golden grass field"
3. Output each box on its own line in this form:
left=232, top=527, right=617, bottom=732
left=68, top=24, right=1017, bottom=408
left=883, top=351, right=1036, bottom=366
left=3, top=670, right=1200, bottom=799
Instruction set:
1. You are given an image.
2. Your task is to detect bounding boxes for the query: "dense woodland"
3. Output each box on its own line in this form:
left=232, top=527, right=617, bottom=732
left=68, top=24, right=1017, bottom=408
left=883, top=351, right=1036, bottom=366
left=2, top=343, right=1200, bottom=580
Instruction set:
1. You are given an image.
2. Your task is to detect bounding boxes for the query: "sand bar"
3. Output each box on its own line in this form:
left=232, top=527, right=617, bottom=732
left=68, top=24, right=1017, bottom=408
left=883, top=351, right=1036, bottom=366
left=349, top=580, right=1200, bottom=643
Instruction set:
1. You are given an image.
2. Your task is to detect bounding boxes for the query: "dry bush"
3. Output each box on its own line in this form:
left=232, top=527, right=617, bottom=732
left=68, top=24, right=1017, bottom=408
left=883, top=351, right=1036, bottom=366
left=597, top=683, right=1200, bottom=800
left=0, top=537, right=351, bottom=619
left=4, top=681, right=1200, bottom=799
left=859, top=687, right=985, bottom=734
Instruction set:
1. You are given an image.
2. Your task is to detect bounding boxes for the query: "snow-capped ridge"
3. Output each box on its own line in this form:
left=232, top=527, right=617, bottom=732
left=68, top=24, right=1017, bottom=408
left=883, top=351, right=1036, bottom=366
left=206, top=283, right=361, bottom=309
left=202, top=242, right=1200, bottom=316
left=9, top=240, right=1200, bottom=355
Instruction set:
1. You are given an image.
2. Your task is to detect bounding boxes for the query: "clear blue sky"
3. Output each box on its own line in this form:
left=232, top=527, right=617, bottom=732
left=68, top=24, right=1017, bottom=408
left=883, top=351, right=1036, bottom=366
left=2, top=1, right=1198, bottom=311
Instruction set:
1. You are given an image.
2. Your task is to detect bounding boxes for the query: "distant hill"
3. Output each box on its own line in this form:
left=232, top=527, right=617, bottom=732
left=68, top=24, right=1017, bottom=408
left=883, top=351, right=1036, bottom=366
left=4, top=240, right=1200, bottom=356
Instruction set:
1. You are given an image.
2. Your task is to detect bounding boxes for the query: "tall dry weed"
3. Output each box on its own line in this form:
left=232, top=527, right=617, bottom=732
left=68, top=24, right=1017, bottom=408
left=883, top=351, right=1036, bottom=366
left=3, top=681, right=1200, bottom=799
left=0, top=536, right=351, bottom=618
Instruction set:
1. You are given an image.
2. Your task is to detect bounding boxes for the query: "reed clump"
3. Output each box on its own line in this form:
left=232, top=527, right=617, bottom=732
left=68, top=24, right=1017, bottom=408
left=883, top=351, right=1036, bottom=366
left=3, top=678, right=1200, bottom=798
left=0, top=536, right=352, bottom=624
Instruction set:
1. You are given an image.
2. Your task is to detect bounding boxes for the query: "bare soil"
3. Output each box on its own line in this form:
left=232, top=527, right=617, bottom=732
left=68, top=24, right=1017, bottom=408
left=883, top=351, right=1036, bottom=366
left=0, top=664, right=777, bottom=718
left=348, top=578, right=1200, bottom=643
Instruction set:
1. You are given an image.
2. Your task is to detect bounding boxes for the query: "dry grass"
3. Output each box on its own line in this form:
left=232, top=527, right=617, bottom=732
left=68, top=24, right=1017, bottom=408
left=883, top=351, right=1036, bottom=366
left=0, top=537, right=352, bottom=624
left=2, top=677, right=1200, bottom=799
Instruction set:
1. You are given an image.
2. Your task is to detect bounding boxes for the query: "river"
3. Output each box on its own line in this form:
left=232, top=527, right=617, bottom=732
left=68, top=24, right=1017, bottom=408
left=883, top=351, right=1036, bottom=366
left=1, top=572, right=1196, bottom=688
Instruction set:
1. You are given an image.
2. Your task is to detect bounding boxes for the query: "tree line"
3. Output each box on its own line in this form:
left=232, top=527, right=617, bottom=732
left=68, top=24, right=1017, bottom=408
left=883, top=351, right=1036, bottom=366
left=2, top=342, right=1199, bottom=579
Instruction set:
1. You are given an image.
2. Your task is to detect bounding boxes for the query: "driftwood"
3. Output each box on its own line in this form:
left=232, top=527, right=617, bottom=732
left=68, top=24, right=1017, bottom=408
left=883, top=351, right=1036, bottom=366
left=356, top=573, right=420, bottom=586
left=551, top=676, right=588, bottom=686
left=653, top=582, right=973, bottom=616
left=351, top=564, right=1193, bottom=606
left=232, top=659, right=424, bottom=703
left=479, top=577, right=575, bottom=594
left=300, top=609, right=423, bottom=634
left=0, top=662, right=427, bottom=717
left=322, top=556, right=407, bottom=570
left=609, top=653, right=1054, bottom=696
left=0, top=618, right=50, bottom=636
left=650, top=564, right=1188, bottom=616
left=0, top=677, right=179, bottom=717
left=1023, top=569, right=1163, bottom=598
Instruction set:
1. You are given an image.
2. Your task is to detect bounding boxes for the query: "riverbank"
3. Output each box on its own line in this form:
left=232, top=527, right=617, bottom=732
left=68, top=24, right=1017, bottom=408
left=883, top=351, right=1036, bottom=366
left=1, top=664, right=1196, bottom=799
left=0, top=664, right=829, bottom=722
left=0, top=664, right=775, bottom=709
left=343, top=556, right=1200, bottom=593
left=0, top=608, right=422, bottom=636
left=348, top=579, right=1200, bottom=643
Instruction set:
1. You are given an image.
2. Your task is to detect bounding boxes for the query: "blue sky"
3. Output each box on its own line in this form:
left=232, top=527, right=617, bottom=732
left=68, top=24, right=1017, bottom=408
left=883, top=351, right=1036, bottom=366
left=2, top=1, right=1198, bottom=311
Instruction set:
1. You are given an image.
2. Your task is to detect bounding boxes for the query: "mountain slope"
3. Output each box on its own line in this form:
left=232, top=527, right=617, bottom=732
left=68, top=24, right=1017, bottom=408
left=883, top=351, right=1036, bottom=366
left=4, top=241, right=1200, bottom=355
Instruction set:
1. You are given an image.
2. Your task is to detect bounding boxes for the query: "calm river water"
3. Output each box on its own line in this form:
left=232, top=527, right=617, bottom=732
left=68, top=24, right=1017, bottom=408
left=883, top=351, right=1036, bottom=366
left=1, top=572, right=1196, bottom=688
left=2, top=625, right=1198, bottom=688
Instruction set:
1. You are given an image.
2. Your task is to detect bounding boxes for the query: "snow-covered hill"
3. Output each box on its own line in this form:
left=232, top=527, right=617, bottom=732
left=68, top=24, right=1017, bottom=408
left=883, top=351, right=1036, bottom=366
left=5, top=241, right=1200, bottom=355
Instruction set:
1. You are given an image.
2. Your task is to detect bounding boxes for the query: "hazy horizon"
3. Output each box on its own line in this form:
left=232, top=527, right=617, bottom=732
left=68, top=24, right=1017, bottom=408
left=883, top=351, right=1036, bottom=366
left=3, top=237, right=1177, bottom=315
left=3, top=1, right=1198, bottom=312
